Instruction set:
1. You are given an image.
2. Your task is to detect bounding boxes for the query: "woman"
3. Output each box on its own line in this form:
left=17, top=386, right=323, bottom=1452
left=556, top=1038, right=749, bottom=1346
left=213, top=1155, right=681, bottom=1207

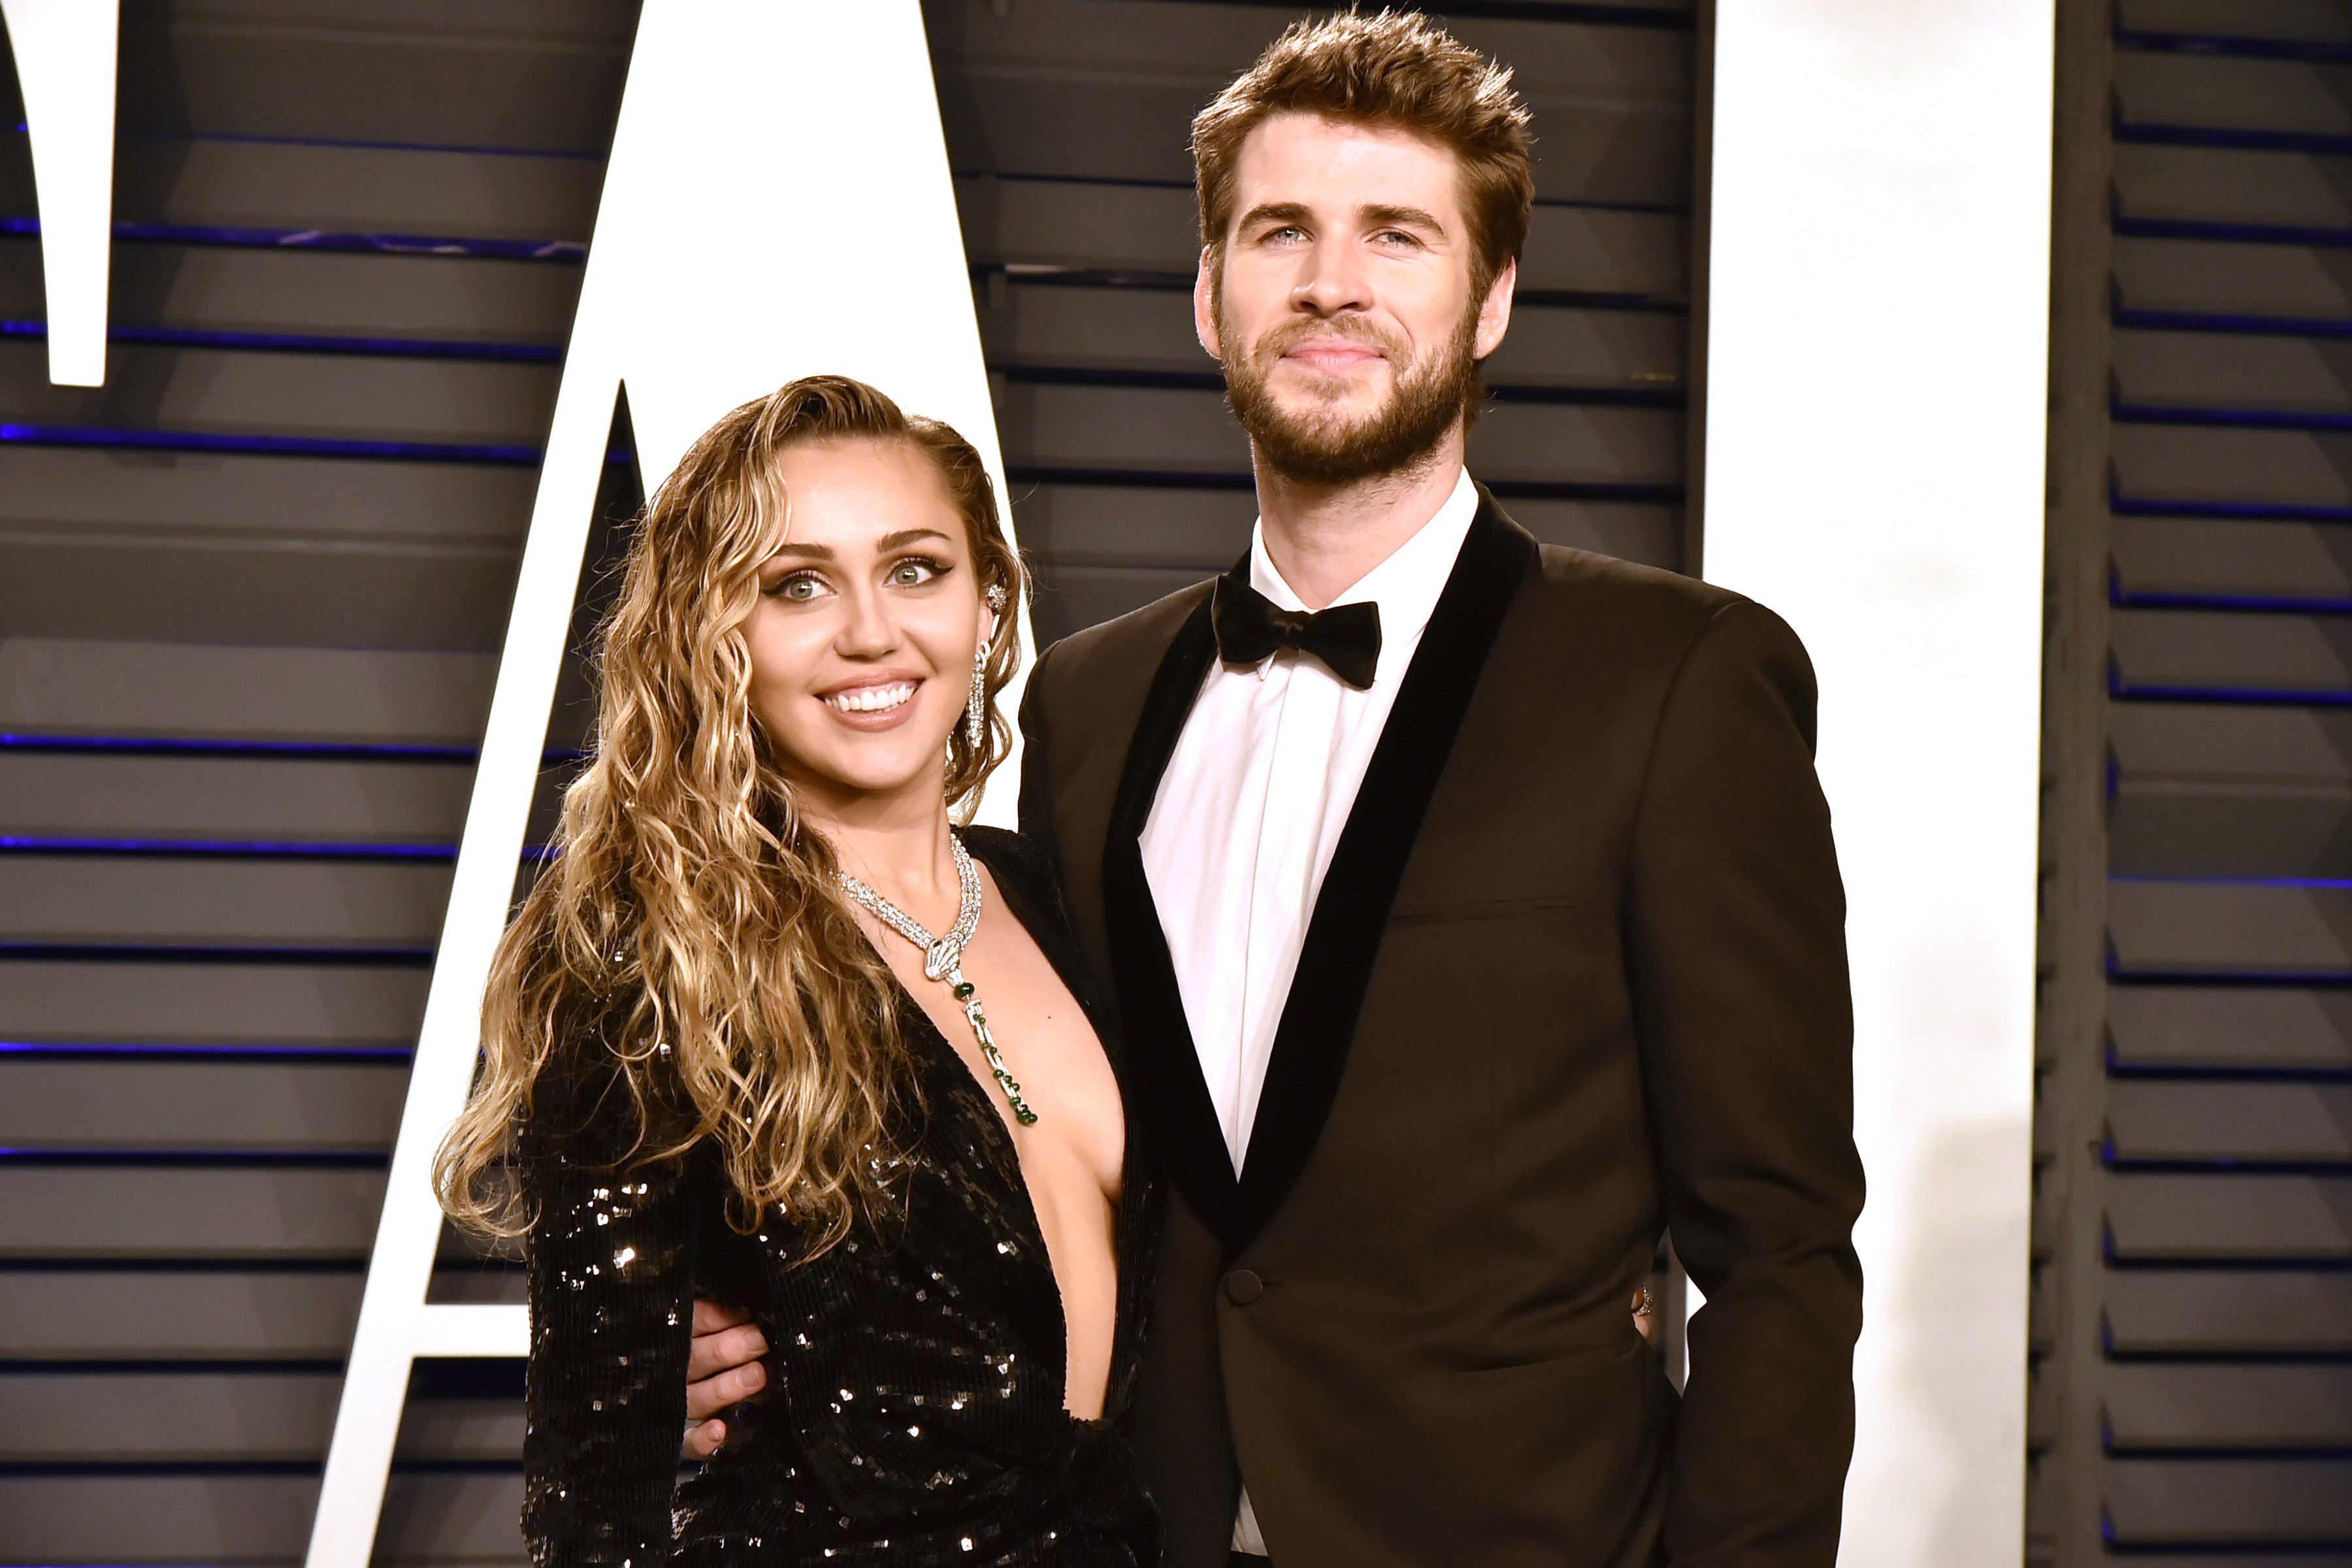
left=434, top=375, right=1158, bottom=1564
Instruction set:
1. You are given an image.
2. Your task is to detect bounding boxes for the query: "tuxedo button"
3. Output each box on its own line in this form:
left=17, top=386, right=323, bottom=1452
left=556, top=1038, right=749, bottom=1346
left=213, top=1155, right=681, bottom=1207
left=1223, top=1269, right=1264, bottom=1305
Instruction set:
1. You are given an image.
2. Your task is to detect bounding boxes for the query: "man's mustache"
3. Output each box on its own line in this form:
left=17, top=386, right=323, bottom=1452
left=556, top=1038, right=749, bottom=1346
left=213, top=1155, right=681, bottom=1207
left=1247, top=316, right=1409, bottom=368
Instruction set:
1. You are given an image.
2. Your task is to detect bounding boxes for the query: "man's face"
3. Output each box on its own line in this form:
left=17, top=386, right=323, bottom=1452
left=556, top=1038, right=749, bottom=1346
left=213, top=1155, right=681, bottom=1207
left=1196, top=112, right=1515, bottom=485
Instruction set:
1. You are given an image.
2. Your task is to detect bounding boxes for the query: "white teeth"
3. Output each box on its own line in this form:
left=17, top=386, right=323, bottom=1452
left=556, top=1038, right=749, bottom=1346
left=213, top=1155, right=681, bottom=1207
left=826, top=681, right=915, bottom=714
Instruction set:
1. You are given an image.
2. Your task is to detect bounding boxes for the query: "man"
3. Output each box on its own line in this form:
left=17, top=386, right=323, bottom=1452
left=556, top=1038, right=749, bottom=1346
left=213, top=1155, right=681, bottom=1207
left=691, top=14, right=1862, bottom=1565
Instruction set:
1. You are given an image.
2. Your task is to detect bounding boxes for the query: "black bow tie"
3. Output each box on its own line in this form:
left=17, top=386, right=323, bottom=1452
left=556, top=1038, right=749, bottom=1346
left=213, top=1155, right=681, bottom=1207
left=1211, top=576, right=1383, bottom=689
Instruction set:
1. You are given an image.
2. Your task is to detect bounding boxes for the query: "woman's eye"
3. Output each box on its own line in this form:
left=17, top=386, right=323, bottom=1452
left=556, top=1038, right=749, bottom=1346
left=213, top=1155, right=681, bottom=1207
left=889, top=557, right=946, bottom=587
left=768, top=572, right=826, bottom=602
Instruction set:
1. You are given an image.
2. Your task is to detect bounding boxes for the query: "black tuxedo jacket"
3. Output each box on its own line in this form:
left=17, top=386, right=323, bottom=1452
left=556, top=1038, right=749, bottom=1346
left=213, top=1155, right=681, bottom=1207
left=1017, top=491, right=1863, bottom=1568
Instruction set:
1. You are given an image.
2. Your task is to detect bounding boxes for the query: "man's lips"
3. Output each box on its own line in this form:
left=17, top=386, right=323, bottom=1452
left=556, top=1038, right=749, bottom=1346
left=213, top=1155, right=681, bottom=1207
left=1280, top=340, right=1388, bottom=374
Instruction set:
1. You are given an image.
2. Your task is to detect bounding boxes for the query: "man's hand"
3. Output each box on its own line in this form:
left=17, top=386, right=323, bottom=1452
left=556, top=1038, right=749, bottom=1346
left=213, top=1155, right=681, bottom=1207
left=683, top=1298, right=768, bottom=1460
left=1635, top=1287, right=1661, bottom=1347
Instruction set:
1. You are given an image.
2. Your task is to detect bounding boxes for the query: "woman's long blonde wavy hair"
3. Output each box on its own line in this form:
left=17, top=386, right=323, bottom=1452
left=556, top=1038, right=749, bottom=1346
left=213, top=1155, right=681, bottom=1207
left=434, top=374, right=1026, bottom=1255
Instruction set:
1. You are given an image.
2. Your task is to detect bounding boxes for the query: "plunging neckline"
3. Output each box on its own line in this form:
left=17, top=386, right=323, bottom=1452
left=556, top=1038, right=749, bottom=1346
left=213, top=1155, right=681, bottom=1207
left=856, top=843, right=1130, bottom=1425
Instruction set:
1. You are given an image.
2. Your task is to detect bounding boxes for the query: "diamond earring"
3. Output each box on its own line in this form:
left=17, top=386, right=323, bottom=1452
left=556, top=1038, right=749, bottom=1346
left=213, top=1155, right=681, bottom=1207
left=965, top=642, right=988, bottom=754
left=964, top=585, right=1009, bottom=757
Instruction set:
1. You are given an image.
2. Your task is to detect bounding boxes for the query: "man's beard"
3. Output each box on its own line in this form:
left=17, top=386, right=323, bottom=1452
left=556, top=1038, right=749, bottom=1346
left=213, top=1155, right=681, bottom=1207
left=1218, top=296, right=1482, bottom=487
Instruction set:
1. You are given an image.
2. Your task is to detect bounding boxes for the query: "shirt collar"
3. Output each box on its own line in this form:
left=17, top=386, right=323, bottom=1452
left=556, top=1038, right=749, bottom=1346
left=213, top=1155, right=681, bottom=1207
left=1249, top=468, right=1480, bottom=673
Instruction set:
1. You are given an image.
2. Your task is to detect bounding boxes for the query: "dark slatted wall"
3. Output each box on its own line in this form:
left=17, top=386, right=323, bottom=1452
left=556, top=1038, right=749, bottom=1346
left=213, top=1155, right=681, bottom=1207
left=2039, top=0, right=2352, bottom=1561
left=0, top=2, right=1697, bottom=1563
left=0, top=2, right=634, bottom=1561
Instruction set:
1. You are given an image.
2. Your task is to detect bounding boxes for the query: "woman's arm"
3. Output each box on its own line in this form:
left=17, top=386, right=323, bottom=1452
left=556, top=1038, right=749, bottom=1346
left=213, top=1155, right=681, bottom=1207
left=522, top=1131, right=702, bottom=1561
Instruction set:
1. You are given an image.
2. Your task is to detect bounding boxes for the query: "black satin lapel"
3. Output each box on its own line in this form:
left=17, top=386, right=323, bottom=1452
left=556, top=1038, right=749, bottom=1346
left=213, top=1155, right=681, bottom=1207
left=1097, top=597, right=1244, bottom=1245
left=1233, top=495, right=1541, bottom=1248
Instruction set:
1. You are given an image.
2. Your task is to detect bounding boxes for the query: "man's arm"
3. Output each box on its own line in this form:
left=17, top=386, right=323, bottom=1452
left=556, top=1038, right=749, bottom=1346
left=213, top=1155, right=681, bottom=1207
left=1624, top=598, right=1864, bottom=1566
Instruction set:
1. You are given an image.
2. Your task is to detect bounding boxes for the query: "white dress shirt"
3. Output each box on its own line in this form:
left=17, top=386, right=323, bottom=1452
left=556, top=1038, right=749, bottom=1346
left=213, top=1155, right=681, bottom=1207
left=1136, top=468, right=1480, bottom=1556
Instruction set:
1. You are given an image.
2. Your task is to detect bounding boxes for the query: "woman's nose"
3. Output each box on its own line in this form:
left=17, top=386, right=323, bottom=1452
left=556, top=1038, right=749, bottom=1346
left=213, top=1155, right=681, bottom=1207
left=834, top=585, right=900, bottom=655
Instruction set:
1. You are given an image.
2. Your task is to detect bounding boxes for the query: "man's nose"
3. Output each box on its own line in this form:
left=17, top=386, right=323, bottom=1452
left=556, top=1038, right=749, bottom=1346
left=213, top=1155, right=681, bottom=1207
left=1291, top=237, right=1373, bottom=316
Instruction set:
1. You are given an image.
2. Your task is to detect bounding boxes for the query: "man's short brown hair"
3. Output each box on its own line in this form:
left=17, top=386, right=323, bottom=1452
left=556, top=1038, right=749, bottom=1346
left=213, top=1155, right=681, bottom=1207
left=1190, top=9, right=1536, bottom=299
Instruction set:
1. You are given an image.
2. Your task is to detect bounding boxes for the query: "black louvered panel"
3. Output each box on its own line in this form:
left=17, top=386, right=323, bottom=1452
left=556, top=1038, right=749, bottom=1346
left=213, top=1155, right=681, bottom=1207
left=0, top=1271, right=366, bottom=1359
left=0, top=1475, right=522, bottom=1561
left=2106, top=985, right=2352, bottom=1073
left=0, top=2, right=636, bottom=1563
left=2105, top=1271, right=2352, bottom=1355
left=0, top=341, right=561, bottom=450
left=2108, top=708, right=2352, bottom=879
left=0, top=451, right=542, bottom=649
left=0, top=754, right=474, bottom=845
left=2038, top=2, right=2352, bottom=1560
left=0, top=1059, right=407, bottom=1152
left=930, top=0, right=1695, bottom=642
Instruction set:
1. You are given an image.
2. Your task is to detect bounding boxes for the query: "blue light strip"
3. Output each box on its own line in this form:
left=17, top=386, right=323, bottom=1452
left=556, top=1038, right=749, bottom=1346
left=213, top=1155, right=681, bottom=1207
left=2102, top=1148, right=2352, bottom=1177
left=0, top=942, right=434, bottom=966
left=0, top=1256, right=368, bottom=1274
left=2115, top=27, right=2352, bottom=63
left=0, top=734, right=481, bottom=761
left=2112, top=585, right=2352, bottom=617
left=0, top=1458, right=529, bottom=1478
left=2111, top=397, right=2352, bottom=434
left=0, top=836, right=557, bottom=864
left=2114, top=303, right=2352, bottom=340
left=0, top=1041, right=416, bottom=1062
left=0, top=1357, right=347, bottom=1374
left=2109, top=489, right=2352, bottom=525
left=2106, top=1046, right=2352, bottom=1085
left=2108, top=672, right=2352, bottom=708
left=2106, top=949, right=2352, bottom=986
left=0, top=214, right=585, bottom=262
left=2112, top=872, right=2352, bottom=889
left=0, top=318, right=563, bottom=363
left=0, top=734, right=590, bottom=764
left=0, top=423, right=542, bottom=464
left=2111, top=208, right=2352, bottom=250
left=2115, top=118, right=2352, bottom=157
left=0, top=836, right=459, bottom=861
left=137, top=127, right=608, bottom=161
left=0, top=1149, right=391, bottom=1168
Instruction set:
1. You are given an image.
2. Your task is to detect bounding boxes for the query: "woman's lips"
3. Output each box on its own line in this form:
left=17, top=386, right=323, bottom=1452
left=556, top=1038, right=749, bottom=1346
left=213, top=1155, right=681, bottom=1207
left=820, top=679, right=921, bottom=731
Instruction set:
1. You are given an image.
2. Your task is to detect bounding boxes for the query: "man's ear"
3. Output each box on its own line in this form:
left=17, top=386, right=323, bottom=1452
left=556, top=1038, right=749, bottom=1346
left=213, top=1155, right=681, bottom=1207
left=1194, top=247, right=1222, bottom=362
left=1473, top=256, right=1518, bottom=361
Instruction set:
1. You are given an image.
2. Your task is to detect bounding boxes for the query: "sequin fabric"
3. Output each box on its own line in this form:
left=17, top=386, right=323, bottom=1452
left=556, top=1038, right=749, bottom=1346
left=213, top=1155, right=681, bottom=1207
left=521, top=828, right=1160, bottom=1566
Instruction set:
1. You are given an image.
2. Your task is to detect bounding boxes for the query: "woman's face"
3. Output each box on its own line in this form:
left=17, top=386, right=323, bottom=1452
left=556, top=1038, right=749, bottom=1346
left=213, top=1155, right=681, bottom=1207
left=746, top=437, right=992, bottom=820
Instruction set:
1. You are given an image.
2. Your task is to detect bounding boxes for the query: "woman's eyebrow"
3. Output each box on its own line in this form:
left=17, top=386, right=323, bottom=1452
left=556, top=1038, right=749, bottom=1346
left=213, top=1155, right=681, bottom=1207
left=766, top=528, right=950, bottom=564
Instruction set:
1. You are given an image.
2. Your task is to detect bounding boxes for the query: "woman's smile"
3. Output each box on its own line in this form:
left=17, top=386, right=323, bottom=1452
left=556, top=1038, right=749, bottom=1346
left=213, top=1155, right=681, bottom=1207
left=820, top=675, right=924, bottom=728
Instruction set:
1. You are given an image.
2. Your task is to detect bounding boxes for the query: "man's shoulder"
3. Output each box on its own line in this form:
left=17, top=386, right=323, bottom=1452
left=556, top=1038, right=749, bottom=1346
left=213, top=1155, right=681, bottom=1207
left=1516, top=540, right=1806, bottom=662
left=1526, top=541, right=1739, bottom=620
left=1499, top=540, right=1820, bottom=750
left=1032, top=576, right=1215, bottom=695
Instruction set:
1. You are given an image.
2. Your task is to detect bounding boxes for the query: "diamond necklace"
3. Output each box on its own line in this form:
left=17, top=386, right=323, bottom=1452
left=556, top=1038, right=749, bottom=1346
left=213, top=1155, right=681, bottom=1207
left=837, top=834, right=1037, bottom=1126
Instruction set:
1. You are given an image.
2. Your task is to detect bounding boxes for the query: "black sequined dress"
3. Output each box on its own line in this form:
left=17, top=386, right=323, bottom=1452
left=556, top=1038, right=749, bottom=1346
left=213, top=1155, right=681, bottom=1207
left=520, top=828, right=1160, bottom=1565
